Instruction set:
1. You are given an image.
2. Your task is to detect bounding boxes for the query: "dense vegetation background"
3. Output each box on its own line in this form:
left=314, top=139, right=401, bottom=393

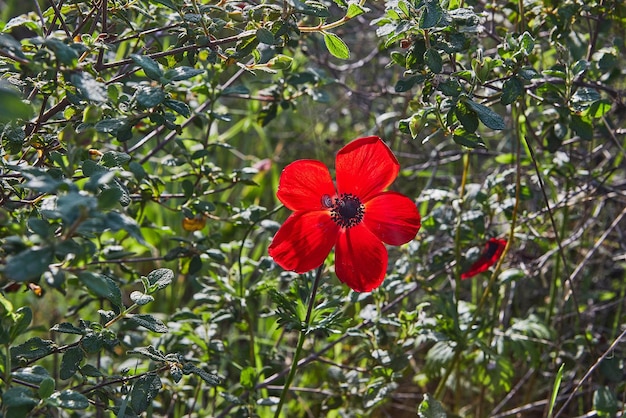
left=1, top=0, right=626, bottom=416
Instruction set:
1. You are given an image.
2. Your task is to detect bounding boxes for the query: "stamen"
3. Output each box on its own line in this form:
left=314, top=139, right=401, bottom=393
left=329, top=193, right=364, bottom=228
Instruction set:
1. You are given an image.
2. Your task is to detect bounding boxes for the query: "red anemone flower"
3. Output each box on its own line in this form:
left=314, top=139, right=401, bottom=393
left=268, top=136, right=421, bottom=292
left=461, top=238, right=507, bottom=279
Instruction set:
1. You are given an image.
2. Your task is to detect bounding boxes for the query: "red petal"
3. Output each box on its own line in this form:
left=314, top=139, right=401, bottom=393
left=276, top=160, right=336, bottom=211
left=335, top=136, right=400, bottom=202
left=268, top=210, right=339, bottom=273
left=461, top=238, right=507, bottom=279
left=335, top=224, right=388, bottom=292
left=364, top=192, right=421, bottom=245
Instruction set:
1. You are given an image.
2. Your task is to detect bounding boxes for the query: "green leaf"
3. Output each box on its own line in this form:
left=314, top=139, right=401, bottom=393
left=44, top=38, right=78, bottom=66
left=101, top=151, right=131, bottom=167
left=586, top=99, right=611, bottom=118
left=77, top=272, right=123, bottom=308
left=11, top=366, right=50, bottom=385
left=240, top=366, right=257, bottom=389
left=453, top=128, right=485, bottom=148
left=128, top=346, right=167, bottom=362
left=346, top=3, right=367, bottom=18
left=2, top=387, right=38, bottom=408
left=38, top=377, right=56, bottom=399
left=102, top=211, right=144, bottom=244
left=128, top=314, right=168, bottom=333
left=70, top=72, right=108, bottom=103
left=424, top=49, right=443, bottom=73
left=130, top=374, right=162, bottom=414
left=131, top=54, right=163, bottom=80
left=418, top=393, right=447, bottom=418
left=60, top=346, right=84, bottom=380
left=570, top=114, right=593, bottom=140
left=4, top=247, right=53, bottom=282
left=163, top=66, right=204, bottom=82
left=10, top=307, right=32, bottom=342
left=420, top=0, right=443, bottom=29
left=147, top=268, right=174, bottom=292
left=130, top=291, right=154, bottom=306
left=547, top=364, right=564, bottom=417
left=256, top=27, right=275, bottom=45
left=454, top=101, right=478, bottom=133
left=395, top=74, right=425, bottom=92
left=519, top=31, right=535, bottom=55
left=323, top=32, right=350, bottom=60
left=94, top=118, right=129, bottom=134
left=593, top=386, right=618, bottom=416
left=47, top=390, right=89, bottom=410
left=163, top=99, right=191, bottom=117
left=0, top=82, right=33, bottom=123
left=184, top=364, right=221, bottom=386
left=501, top=76, right=524, bottom=105
left=135, top=86, right=165, bottom=108
left=11, top=338, right=56, bottom=363
left=465, top=99, right=505, bottom=130
left=292, top=0, right=330, bottom=17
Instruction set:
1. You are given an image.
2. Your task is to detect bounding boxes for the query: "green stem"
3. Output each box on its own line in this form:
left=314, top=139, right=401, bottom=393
left=273, top=265, right=324, bottom=418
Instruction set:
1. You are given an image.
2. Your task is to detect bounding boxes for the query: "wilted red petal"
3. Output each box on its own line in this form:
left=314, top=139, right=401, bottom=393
left=276, top=160, right=336, bottom=211
left=335, top=224, right=388, bottom=292
left=335, top=136, right=400, bottom=202
left=364, top=192, right=421, bottom=245
left=461, top=238, right=507, bottom=279
left=268, top=210, right=339, bottom=273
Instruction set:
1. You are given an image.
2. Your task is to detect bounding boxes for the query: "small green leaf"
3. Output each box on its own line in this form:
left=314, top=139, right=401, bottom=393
left=130, top=374, right=162, bottom=414
left=519, top=31, right=535, bottom=55
left=2, top=387, right=38, bottom=408
left=455, top=101, right=479, bottom=133
left=11, top=366, right=50, bottom=385
left=5, top=247, right=53, bottom=282
left=465, top=99, right=505, bottom=130
left=11, top=338, right=56, bottom=363
left=101, top=151, right=131, bottom=167
left=501, top=76, right=524, bottom=105
left=163, top=66, right=204, bottom=82
left=147, top=268, right=174, bottom=292
left=130, top=291, right=154, bottom=306
left=10, top=307, right=32, bottom=342
left=94, top=118, right=129, bottom=134
left=0, top=82, right=33, bottom=123
left=163, top=99, right=191, bottom=117
left=420, top=0, right=443, bottom=29
left=77, top=272, right=123, bottom=308
left=593, top=386, right=618, bottom=416
left=131, top=54, right=163, bottom=80
left=47, top=390, right=89, bottom=410
left=424, top=49, right=443, bottom=73
left=128, top=346, right=167, bottom=362
left=240, top=367, right=257, bottom=389
left=346, top=3, right=367, bottom=18
left=135, top=86, right=165, bottom=108
left=395, top=74, right=425, bottom=92
left=128, top=314, right=168, bottom=333
left=170, top=364, right=183, bottom=383
left=256, top=27, right=275, bottom=45
left=586, top=99, right=611, bottom=118
left=44, top=38, right=78, bottom=66
left=38, top=377, right=55, bottom=399
left=453, top=128, right=485, bottom=148
left=70, top=72, right=108, bottom=103
left=323, top=32, right=350, bottom=60
left=184, top=364, right=221, bottom=386
left=60, top=346, right=84, bottom=380
left=418, top=393, right=447, bottom=418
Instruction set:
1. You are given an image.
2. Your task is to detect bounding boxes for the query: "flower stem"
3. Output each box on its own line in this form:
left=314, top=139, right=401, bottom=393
left=273, top=265, right=324, bottom=418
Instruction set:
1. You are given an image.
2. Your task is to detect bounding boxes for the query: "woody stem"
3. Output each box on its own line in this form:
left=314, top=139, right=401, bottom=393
left=274, top=264, right=324, bottom=417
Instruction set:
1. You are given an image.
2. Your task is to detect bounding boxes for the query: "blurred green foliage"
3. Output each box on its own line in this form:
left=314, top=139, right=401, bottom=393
left=1, top=0, right=626, bottom=417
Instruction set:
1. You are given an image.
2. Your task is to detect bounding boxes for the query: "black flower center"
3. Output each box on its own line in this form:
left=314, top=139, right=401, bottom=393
left=324, top=193, right=364, bottom=228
